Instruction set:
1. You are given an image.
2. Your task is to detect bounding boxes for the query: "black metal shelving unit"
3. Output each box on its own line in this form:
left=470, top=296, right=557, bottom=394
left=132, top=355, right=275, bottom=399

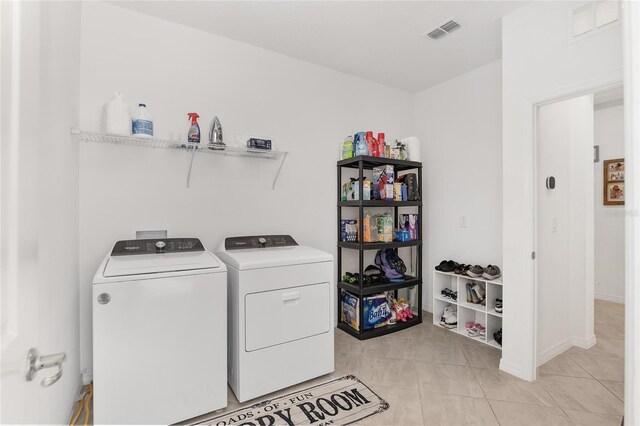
left=337, top=155, right=423, bottom=340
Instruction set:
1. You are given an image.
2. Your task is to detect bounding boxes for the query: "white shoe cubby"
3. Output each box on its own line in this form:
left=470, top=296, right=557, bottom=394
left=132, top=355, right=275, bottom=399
left=432, top=270, right=503, bottom=350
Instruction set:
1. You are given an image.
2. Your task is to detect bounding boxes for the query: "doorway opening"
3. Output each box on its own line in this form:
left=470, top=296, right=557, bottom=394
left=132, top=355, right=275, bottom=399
left=534, top=85, right=625, bottom=388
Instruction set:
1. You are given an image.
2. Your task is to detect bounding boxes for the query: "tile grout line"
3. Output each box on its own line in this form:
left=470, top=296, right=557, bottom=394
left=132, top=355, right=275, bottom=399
left=539, top=354, right=595, bottom=380
left=485, top=399, right=502, bottom=425
left=467, top=353, right=489, bottom=400
left=416, top=368, right=427, bottom=425
left=458, top=343, right=473, bottom=368
left=593, top=376, right=625, bottom=403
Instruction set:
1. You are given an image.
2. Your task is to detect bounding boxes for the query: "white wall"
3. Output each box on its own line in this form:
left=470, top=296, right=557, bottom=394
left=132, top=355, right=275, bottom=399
left=536, top=95, right=595, bottom=365
left=594, top=103, right=625, bottom=303
left=502, top=1, right=622, bottom=380
left=77, top=2, right=413, bottom=377
left=413, top=60, right=503, bottom=311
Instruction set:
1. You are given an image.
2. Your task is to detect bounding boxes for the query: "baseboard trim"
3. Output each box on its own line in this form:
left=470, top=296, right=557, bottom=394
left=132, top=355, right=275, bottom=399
left=538, top=334, right=598, bottom=366
left=538, top=337, right=573, bottom=366
left=499, top=359, right=532, bottom=381
left=595, top=292, right=625, bottom=304
left=571, top=334, right=597, bottom=349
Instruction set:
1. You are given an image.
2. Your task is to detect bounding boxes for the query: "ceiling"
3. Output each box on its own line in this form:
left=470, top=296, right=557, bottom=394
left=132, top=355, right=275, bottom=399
left=114, top=1, right=527, bottom=93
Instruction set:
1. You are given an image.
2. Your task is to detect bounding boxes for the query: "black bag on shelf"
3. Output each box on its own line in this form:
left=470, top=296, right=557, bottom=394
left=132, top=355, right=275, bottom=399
left=399, top=173, right=420, bottom=201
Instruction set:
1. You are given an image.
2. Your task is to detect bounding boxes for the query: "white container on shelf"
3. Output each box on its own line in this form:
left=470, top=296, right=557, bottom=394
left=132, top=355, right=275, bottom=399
left=132, top=103, right=153, bottom=138
left=101, top=93, right=131, bottom=136
left=402, top=136, right=421, bottom=162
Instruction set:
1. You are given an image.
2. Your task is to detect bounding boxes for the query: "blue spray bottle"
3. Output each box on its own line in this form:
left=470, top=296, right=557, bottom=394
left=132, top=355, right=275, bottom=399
left=187, top=113, right=201, bottom=144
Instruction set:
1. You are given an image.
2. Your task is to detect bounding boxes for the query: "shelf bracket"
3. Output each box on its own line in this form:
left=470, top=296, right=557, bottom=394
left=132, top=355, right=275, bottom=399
left=186, top=147, right=197, bottom=188
left=272, top=152, right=288, bottom=190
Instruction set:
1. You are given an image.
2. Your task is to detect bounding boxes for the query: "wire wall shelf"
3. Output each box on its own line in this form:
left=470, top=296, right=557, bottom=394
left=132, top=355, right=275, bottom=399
left=71, top=128, right=289, bottom=188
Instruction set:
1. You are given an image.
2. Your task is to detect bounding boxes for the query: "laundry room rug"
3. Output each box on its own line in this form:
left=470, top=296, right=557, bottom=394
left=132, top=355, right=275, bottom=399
left=193, top=375, right=389, bottom=426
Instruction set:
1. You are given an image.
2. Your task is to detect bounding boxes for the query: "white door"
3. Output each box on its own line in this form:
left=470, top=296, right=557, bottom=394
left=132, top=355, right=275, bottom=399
left=536, top=95, right=595, bottom=366
left=1, top=2, right=72, bottom=422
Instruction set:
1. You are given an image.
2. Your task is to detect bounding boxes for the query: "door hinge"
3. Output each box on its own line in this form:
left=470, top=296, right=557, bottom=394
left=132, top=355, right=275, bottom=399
left=531, top=251, right=536, bottom=260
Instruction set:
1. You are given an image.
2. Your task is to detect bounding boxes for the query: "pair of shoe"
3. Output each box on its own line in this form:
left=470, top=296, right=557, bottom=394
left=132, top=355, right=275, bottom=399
left=435, top=260, right=458, bottom=273
left=342, top=272, right=373, bottom=286
left=441, top=288, right=457, bottom=301
left=466, top=265, right=484, bottom=278
left=439, top=305, right=457, bottom=329
left=483, top=265, right=501, bottom=280
left=465, top=321, right=486, bottom=338
left=495, top=298, right=503, bottom=313
left=465, top=264, right=501, bottom=280
left=454, top=264, right=470, bottom=275
left=465, top=282, right=486, bottom=305
left=493, top=328, right=502, bottom=346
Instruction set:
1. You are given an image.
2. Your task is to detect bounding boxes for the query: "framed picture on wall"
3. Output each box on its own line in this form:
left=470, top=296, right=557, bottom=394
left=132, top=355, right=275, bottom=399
left=604, top=158, right=625, bottom=205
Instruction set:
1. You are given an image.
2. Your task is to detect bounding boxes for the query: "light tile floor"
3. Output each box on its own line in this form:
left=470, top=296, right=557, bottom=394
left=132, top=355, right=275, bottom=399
left=192, top=299, right=624, bottom=426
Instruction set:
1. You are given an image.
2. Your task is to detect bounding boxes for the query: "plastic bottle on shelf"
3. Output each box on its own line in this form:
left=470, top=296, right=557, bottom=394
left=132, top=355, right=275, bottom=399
left=132, top=103, right=153, bottom=138
left=366, top=131, right=378, bottom=157
left=378, top=133, right=386, bottom=158
left=355, top=133, right=368, bottom=156
left=340, top=135, right=354, bottom=159
left=187, top=113, right=201, bottom=144
left=101, top=93, right=131, bottom=136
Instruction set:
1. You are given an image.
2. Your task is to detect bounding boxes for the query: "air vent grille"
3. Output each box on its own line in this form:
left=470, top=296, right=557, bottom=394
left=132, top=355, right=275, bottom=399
left=440, top=20, right=461, bottom=33
left=424, top=19, right=461, bottom=40
left=427, top=28, right=447, bottom=40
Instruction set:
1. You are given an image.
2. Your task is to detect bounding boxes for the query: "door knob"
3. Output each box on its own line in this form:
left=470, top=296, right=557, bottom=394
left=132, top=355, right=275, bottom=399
left=26, top=348, right=66, bottom=387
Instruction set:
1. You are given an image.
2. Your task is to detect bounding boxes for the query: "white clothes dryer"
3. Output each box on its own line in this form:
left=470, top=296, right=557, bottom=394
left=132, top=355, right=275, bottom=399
left=216, top=235, right=334, bottom=403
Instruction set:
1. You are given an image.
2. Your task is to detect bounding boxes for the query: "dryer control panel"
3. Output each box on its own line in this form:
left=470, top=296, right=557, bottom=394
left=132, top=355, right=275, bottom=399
left=111, top=238, right=204, bottom=256
left=225, top=235, right=298, bottom=250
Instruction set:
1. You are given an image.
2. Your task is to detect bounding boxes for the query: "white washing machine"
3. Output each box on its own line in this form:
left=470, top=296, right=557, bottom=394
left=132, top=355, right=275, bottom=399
left=92, top=238, right=227, bottom=425
left=216, top=235, right=334, bottom=402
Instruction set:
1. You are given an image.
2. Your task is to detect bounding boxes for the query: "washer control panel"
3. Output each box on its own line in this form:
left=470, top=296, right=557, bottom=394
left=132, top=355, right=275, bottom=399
left=111, top=238, right=204, bottom=256
left=225, top=235, right=298, bottom=250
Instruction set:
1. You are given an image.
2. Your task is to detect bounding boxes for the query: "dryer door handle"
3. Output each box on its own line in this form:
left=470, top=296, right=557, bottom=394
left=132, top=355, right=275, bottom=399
left=282, top=291, right=301, bottom=302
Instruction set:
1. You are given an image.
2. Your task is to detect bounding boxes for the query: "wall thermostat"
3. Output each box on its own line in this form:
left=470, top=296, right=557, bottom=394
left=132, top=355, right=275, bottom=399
left=546, top=176, right=556, bottom=189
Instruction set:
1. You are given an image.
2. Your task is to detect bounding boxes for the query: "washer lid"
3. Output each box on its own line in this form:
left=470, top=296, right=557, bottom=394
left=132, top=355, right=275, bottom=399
left=217, top=245, right=333, bottom=270
left=103, top=251, right=221, bottom=278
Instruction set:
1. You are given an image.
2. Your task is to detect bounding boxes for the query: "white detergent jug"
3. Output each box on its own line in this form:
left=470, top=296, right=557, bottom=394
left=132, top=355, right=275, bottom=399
left=102, top=92, right=131, bottom=136
left=132, top=103, right=153, bottom=138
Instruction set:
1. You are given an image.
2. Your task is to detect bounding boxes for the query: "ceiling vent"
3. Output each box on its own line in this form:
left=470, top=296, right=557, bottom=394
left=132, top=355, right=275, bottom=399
left=424, top=20, right=461, bottom=40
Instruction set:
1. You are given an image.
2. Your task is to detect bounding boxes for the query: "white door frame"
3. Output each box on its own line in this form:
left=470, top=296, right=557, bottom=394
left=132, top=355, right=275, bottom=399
left=530, top=76, right=622, bottom=381
left=622, top=2, right=640, bottom=424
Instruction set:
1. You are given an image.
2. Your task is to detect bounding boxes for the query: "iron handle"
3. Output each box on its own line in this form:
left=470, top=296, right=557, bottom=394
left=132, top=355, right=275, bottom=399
left=26, top=348, right=66, bottom=387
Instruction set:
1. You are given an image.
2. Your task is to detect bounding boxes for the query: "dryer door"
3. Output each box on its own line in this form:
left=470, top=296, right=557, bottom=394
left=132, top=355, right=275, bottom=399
left=245, top=282, right=331, bottom=352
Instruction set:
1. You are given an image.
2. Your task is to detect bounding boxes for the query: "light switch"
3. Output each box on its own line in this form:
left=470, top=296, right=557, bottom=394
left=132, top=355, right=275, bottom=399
left=460, top=216, right=468, bottom=228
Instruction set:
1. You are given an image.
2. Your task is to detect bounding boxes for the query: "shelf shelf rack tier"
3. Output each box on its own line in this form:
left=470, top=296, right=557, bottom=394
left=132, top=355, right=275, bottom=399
left=432, top=270, right=503, bottom=350
left=72, top=128, right=289, bottom=188
left=337, top=155, right=423, bottom=340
